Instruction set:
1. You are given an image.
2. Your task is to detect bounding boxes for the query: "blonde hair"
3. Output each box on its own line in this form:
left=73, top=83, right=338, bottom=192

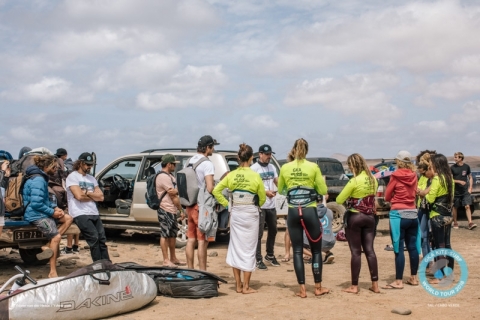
left=396, top=159, right=415, bottom=171
left=287, top=138, right=308, bottom=162
left=347, top=153, right=376, bottom=192
left=454, top=152, right=464, bottom=160
left=417, top=152, right=434, bottom=171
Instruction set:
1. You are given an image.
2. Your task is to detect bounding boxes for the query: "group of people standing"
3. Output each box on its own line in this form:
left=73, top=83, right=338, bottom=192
left=1, top=148, right=110, bottom=278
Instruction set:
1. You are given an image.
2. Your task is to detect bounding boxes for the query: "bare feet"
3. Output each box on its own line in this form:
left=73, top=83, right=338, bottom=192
left=428, top=278, right=442, bottom=284
left=242, top=287, right=257, bottom=294
left=295, top=292, right=307, bottom=298
left=369, top=287, right=381, bottom=293
left=172, top=259, right=186, bottom=266
left=315, top=287, right=330, bottom=296
left=343, top=286, right=359, bottom=294
left=48, top=272, right=58, bottom=278
left=281, top=256, right=290, bottom=262
left=236, top=282, right=243, bottom=293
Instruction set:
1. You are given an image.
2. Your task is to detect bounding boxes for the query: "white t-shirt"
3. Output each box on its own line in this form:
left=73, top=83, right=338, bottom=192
left=188, top=154, right=215, bottom=189
left=250, top=162, right=278, bottom=209
left=66, top=171, right=100, bottom=218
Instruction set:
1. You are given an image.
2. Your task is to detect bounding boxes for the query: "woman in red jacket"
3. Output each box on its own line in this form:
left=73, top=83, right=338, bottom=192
left=383, top=151, right=420, bottom=289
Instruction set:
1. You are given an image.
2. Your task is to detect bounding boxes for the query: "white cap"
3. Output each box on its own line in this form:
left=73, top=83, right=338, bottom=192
left=395, top=150, right=412, bottom=163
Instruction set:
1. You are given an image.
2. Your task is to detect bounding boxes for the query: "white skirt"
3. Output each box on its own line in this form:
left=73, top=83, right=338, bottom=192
left=226, top=204, right=259, bottom=272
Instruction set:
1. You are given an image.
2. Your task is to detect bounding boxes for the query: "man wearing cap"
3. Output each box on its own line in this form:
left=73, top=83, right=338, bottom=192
left=251, top=144, right=280, bottom=270
left=156, top=154, right=186, bottom=267
left=66, top=152, right=110, bottom=262
left=185, top=135, right=219, bottom=271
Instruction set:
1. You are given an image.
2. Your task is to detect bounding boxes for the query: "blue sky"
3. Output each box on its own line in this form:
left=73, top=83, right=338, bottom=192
left=1, top=0, right=479, bottom=169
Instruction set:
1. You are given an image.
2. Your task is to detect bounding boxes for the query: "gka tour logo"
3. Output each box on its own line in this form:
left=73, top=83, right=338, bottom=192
left=419, top=249, right=468, bottom=298
left=57, top=286, right=133, bottom=312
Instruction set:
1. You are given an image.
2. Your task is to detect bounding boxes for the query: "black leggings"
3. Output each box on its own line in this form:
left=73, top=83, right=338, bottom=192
left=345, top=211, right=378, bottom=285
left=431, top=215, right=454, bottom=271
left=287, top=206, right=323, bottom=284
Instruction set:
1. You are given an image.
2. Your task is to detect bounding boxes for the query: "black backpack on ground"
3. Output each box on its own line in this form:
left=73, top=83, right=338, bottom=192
left=115, top=262, right=227, bottom=298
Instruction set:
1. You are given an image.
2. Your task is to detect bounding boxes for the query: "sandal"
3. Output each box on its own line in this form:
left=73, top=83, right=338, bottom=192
left=281, top=257, right=290, bottom=262
left=381, top=284, right=403, bottom=290
left=406, top=280, right=419, bottom=286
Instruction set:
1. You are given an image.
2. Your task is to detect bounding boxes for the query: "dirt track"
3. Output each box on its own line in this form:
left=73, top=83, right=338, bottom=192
left=1, top=214, right=479, bottom=319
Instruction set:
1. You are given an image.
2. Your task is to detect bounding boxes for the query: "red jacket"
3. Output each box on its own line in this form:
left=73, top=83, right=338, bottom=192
left=385, top=169, right=418, bottom=210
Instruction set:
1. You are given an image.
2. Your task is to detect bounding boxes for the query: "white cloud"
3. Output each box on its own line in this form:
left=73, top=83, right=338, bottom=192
left=242, top=114, right=279, bottom=129
left=136, top=65, right=227, bottom=110
left=420, top=76, right=480, bottom=101
left=1, top=77, right=93, bottom=104
left=9, top=126, right=37, bottom=141
left=64, top=125, right=91, bottom=136
left=284, top=73, right=401, bottom=119
left=450, top=101, right=480, bottom=124
left=237, top=92, right=267, bottom=106
left=264, top=1, right=480, bottom=74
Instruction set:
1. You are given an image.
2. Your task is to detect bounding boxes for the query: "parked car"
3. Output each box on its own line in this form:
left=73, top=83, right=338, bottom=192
left=95, top=149, right=286, bottom=247
left=1, top=214, right=80, bottom=265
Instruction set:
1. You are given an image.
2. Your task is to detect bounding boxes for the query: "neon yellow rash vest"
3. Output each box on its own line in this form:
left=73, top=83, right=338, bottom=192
left=425, top=175, right=455, bottom=219
left=336, top=171, right=378, bottom=212
left=212, top=167, right=266, bottom=208
left=417, top=175, right=428, bottom=207
left=277, top=159, right=327, bottom=208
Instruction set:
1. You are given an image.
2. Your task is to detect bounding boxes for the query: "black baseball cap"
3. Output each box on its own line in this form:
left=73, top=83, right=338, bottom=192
left=78, top=152, right=95, bottom=165
left=55, top=148, right=67, bottom=157
left=259, top=144, right=275, bottom=154
left=198, top=135, right=219, bottom=147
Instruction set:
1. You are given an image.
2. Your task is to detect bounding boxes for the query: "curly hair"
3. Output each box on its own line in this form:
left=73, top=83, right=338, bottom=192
left=33, top=155, right=57, bottom=171
left=287, top=138, right=308, bottom=162
left=396, top=159, right=415, bottom=171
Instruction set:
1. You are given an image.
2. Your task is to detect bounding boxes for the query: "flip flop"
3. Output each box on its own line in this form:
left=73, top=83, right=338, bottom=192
left=162, top=263, right=178, bottom=268
left=381, top=284, right=403, bottom=290
left=173, top=261, right=187, bottom=266
left=406, top=280, right=419, bottom=286
left=281, top=257, right=290, bottom=262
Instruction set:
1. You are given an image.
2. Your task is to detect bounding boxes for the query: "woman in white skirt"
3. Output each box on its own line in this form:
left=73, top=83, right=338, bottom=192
left=213, top=143, right=266, bottom=294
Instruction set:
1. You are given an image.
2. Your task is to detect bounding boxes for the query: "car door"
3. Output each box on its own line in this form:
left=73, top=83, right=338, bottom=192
left=96, top=157, right=143, bottom=215
left=132, top=155, right=192, bottom=223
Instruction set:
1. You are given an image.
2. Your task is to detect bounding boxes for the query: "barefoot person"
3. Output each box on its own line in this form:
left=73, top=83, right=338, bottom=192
left=156, top=154, right=185, bottom=267
left=22, top=155, right=73, bottom=278
left=383, top=151, right=420, bottom=289
left=277, top=138, right=329, bottom=298
left=336, top=153, right=380, bottom=294
left=426, top=154, right=455, bottom=284
left=213, top=143, right=266, bottom=294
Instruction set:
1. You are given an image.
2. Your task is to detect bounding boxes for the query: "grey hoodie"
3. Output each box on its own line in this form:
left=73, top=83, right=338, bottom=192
left=303, top=203, right=336, bottom=246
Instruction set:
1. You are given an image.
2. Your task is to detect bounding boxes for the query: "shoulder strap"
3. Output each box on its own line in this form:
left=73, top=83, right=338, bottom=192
left=192, top=157, right=209, bottom=170
left=156, top=171, right=175, bottom=204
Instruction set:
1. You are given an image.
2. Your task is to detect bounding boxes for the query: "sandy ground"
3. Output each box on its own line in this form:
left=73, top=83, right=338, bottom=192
left=1, top=214, right=479, bottom=320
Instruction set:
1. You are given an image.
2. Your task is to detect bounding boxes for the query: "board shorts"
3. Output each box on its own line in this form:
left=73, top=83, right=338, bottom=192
left=453, top=193, right=473, bottom=208
left=186, top=204, right=206, bottom=241
left=157, top=208, right=179, bottom=238
left=32, top=217, right=59, bottom=240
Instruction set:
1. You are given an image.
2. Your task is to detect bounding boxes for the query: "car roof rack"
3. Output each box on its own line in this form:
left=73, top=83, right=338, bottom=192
left=141, top=148, right=198, bottom=153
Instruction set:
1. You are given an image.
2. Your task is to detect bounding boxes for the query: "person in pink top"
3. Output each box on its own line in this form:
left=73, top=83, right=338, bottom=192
left=382, top=150, right=421, bottom=289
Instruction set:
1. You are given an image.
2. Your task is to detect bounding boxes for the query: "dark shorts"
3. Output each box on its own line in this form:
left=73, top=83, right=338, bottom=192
left=157, top=208, right=179, bottom=238
left=454, top=193, right=473, bottom=208
left=32, top=218, right=59, bottom=240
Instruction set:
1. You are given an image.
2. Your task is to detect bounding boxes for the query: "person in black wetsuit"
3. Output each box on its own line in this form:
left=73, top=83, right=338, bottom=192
left=277, top=138, right=329, bottom=298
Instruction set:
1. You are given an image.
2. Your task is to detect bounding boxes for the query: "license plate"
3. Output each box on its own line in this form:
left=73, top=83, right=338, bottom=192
left=13, top=230, right=45, bottom=241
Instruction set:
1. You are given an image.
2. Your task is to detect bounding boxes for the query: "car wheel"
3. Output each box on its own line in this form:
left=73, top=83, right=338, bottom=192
left=176, top=218, right=188, bottom=248
left=105, top=228, right=126, bottom=238
left=19, top=248, right=49, bottom=265
left=327, top=202, right=346, bottom=233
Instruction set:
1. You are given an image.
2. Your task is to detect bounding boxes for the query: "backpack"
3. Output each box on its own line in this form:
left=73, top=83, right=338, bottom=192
left=144, top=171, right=172, bottom=210
left=176, top=157, right=209, bottom=207
left=4, top=172, right=41, bottom=217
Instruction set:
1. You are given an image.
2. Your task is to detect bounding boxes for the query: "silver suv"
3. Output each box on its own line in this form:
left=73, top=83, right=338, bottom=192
left=95, top=149, right=286, bottom=247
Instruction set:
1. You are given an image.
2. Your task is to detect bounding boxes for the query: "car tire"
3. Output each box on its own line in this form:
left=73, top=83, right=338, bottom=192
left=105, top=228, right=126, bottom=238
left=19, top=248, right=49, bottom=265
left=176, top=219, right=188, bottom=248
left=327, top=202, right=346, bottom=233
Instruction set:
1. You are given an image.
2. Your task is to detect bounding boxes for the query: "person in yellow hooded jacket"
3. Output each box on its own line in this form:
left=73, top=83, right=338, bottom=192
left=213, top=143, right=266, bottom=294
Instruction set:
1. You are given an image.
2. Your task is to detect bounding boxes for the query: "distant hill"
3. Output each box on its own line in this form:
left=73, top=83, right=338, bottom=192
left=342, top=156, right=480, bottom=169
